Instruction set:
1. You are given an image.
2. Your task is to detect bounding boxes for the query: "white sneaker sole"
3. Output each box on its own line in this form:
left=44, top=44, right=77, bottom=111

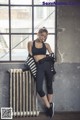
left=53, top=102, right=55, bottom=116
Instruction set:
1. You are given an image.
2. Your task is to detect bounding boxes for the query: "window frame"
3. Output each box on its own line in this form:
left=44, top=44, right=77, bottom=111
left=0, top=0, right=57, bottom=62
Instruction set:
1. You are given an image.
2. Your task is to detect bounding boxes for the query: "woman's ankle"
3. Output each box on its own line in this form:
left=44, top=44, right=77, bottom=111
left=46, top=103, right=50, bottom=108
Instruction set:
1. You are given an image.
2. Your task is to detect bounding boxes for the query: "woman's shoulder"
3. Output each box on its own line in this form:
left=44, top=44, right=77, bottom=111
left=44, top=42, right=50, bottom=48
left=28, top=41, right=34, bottom=46
left=28, top=41, right=33, bottom=44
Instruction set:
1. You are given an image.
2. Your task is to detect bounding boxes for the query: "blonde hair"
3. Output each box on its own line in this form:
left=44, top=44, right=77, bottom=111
left=38, top=27, right=48, bottom=34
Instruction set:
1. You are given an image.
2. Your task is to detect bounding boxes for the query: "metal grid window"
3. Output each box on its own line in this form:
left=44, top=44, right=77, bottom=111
left=0, top=0, right=57, bottom=62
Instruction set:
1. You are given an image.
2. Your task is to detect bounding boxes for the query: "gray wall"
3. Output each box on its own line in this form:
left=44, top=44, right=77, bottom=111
left=57, top=0, right=80, bottom=63
left=54, top=0, right=80, bottom=111
left=0, top=0, right=80, bottom=112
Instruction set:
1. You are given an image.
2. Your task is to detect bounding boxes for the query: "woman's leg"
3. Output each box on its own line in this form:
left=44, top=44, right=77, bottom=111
left=45, top=62, right=54, bottom=103
left=47, top=94, right=53, bottom=103
left=41, top=95, right=50, bottom=108
left=45, top=74, right=53, bottom=104
left=36, top=63, right=50, bottom=108
left=43, top=62, right=54, bottom=117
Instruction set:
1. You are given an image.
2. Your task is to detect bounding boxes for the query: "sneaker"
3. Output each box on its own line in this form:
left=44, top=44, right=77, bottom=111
left=50, top=102, right=54, bottom=117
left=46, top=103, right=54, bottom=118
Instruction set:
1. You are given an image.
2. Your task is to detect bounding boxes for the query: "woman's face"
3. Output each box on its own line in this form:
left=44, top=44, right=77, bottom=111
left=38, top=32, right=48, bottom=42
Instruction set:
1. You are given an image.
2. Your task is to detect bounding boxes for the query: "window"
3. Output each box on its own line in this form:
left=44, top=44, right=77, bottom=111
left=0, top=0, right=56, bottom=61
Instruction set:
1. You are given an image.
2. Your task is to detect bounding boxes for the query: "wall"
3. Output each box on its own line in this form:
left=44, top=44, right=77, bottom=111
left=54, top=0, right=80, bottom=111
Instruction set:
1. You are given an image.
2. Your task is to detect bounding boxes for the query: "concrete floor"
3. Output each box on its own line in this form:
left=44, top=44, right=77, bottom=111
left=1, top=112, right=80, bottom=120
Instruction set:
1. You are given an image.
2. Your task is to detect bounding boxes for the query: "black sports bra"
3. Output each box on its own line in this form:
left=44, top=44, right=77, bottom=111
left=32, top=41, right=46, bottom=56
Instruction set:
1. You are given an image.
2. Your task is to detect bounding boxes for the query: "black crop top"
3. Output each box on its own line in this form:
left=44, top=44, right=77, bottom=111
left=32, top=41, right=46, bottom=56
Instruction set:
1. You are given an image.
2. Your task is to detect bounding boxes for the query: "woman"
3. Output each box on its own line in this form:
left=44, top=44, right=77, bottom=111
left=27, top=27, right=55, bottom=117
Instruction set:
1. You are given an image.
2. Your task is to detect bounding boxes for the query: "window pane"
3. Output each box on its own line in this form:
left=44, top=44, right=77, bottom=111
left=11, top=7, right=32, bottom=33
left=34, top=0, right=56, bottom=5
left=0, top=35, right=9, bottom=61
left=0, top=7, right=9, bottom=33
left=11, top=0, right=32, bottom=5
left=34, top=7, right=55, bottom=33
left=34, top=35, right=55, bottom=54
left=0, top=0, right=8, bottom=4
left=11, top=35, right=32, bottom=61
left=46, top=35, right=55, bottom=54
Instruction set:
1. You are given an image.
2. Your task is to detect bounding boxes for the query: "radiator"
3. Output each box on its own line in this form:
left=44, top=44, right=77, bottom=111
left=9, top=69, right=39, bottom=117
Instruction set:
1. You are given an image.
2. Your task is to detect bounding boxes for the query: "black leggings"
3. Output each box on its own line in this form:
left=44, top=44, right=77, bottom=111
left=36, top=58, right=54, bottom=97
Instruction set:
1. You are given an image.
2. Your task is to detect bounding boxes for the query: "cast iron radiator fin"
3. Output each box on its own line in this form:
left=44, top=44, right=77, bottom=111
left=9, top=69, right=39, bottom=117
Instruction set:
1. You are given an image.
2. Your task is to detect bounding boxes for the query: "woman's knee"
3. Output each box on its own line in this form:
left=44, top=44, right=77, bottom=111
left=47, top=83, right=53, bottom=94
left=37, top=88, right=45, bottom=97
left=47, top=88, right=53, bottom=94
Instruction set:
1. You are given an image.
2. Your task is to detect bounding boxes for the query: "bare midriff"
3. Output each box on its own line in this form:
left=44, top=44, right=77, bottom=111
left=33, top=55, right=46, bottom=62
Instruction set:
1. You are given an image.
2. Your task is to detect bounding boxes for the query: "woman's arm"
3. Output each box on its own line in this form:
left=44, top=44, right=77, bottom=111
left=27, top=41, right=33, bottom=56
left=45, top=43, right=54, bottom=54
left=45, top=43, right=55, bottom=61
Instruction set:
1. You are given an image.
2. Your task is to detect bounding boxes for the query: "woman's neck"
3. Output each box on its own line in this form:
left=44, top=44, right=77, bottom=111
left=36, top=38, right=42, bottom=43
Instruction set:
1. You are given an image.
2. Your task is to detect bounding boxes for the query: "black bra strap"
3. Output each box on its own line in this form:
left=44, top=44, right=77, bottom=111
left=43, top=42, right=46, bottom=48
